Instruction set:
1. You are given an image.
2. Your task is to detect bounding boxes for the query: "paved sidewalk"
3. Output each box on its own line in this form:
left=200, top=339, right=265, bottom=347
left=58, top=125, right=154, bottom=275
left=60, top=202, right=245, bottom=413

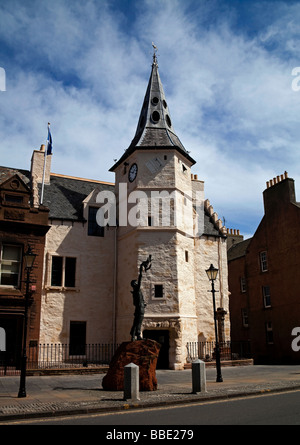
left=1, top=365, right=300, bottom=421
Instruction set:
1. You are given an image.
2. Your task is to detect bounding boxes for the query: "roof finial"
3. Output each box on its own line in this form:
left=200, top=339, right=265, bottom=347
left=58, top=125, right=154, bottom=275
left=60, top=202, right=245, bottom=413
left=152, top=42, right=158, bottom=66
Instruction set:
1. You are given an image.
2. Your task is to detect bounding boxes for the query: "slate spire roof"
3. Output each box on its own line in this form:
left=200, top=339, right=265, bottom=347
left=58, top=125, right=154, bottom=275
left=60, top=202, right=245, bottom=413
left=110, top=49, right=195, bottom=171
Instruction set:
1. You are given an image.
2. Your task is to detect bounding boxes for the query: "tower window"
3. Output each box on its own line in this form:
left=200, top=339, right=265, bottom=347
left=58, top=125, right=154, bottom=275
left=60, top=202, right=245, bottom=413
left=151, top=111, right=160, bottom=123
left=154, top=284, right=164, bottom=299
left=151, top=97, right=159, bottom=105
left=166, top=115, right=172, bottom=128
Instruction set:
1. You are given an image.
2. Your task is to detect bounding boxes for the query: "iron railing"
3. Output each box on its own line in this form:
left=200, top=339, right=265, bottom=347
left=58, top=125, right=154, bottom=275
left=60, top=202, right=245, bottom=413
left=28, top=343, right=120, bottom=369
left=186, top=341, right=252, bottom=363
left=0, top=343, right=119, bottom=375
left=1, top=341, right=252, bottom=375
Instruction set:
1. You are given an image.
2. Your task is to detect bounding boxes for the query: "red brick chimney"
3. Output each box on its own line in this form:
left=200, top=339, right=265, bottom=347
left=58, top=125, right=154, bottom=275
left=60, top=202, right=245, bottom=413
left=263, top=172, right=296, bottom=217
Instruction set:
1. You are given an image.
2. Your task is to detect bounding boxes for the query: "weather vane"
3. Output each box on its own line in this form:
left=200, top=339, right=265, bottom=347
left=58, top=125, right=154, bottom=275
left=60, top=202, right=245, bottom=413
left=152, top=42, right=158, bottom=65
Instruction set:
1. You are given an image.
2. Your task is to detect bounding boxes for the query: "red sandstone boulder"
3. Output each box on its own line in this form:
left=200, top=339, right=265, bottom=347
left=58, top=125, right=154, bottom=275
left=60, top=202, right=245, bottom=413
left=102, top=339, right=161, bottom=391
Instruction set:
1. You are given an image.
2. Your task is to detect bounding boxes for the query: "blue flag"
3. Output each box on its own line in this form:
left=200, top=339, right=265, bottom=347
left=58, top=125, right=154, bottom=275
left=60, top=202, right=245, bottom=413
left=47, top=126, right=52, bottom=155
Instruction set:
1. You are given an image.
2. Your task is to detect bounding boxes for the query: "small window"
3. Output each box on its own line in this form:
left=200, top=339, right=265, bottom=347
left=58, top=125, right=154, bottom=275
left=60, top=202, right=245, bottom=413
left=0, top=244, right=22, bottom=287
left=151, top=111, right=160, bottom=123
left=240, top=277, right=246, bottom=293
left=260, top=251, right=268, bottom=272
left=65, top=257, right=76, bottom=288
left=242, top=308, right=249, bottom=327
left=263, top=286, right=271, bottom=308
left=88, top=207, right=104, bottom=237
left=148, top=216, right=153, bottom=227
left=266, top=322, right=274, bottom=344
left=5, top=194, right=23, bottom=204
left=51, top=256, right=63, bottom=286
left=51, top=256, right=76, bottom=288
left=185, top=251, right=189, bottom=262
left=154, top=284, right=164, bottom=299
left=166, top=114, right=172, bottom=128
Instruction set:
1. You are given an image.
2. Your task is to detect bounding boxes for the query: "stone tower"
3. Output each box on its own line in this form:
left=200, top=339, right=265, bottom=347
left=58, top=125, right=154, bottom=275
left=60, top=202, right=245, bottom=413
left=110, top=50, right=229, bottom=369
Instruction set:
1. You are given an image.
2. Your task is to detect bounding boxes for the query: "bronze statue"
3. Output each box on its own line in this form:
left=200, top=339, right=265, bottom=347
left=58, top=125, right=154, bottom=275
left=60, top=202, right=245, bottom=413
left=130, top=255, right=152, bottom=341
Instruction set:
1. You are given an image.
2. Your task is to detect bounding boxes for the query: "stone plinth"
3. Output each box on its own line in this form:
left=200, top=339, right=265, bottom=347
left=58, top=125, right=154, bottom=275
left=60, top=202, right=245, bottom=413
left=102, top=339, right=160, bottom=391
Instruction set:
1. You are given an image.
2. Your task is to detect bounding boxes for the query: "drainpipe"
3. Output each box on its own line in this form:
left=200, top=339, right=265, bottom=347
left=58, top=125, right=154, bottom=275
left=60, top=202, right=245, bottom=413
left=112, top=226, right=118, bottom=346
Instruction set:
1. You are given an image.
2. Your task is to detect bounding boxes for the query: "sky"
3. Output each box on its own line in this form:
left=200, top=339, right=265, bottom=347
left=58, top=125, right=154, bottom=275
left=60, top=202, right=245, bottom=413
left=1, top=0, right=300, bottom=238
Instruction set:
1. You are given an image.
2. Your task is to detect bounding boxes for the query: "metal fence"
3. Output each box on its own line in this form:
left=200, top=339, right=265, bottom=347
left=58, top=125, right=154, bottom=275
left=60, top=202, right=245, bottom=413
left=1, top=341, right=252, bottom=376
left=28, top=343, right=120, bottom=369
left=0, top=343, right=119, bottom=375
left=186, top=341, right=252, bottom=363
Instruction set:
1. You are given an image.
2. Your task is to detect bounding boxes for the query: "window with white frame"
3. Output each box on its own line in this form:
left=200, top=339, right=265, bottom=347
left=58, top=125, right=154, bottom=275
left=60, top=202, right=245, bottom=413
left=260, top=251, right=268, bottom=272
left=51, top=256, right=77, bottom=288
left=0, top=244, right=22, bottom=287
left=263, top=286, right=271, bottom=308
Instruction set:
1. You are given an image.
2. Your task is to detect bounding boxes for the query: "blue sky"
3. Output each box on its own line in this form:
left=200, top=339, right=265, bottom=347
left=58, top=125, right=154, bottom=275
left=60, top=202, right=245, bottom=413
left=1, top=0, right=300, bottom=238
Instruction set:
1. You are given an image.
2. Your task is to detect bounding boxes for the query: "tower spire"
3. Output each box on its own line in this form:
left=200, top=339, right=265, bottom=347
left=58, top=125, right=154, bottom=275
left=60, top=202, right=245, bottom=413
left=110, top=47, right=195, bottom=171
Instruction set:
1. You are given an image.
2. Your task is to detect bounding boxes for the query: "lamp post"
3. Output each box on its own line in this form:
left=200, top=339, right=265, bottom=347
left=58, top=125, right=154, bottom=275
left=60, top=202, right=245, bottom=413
left=18, top=246, right=37, bottom=398
left=206, top=264, right=223, bottom=383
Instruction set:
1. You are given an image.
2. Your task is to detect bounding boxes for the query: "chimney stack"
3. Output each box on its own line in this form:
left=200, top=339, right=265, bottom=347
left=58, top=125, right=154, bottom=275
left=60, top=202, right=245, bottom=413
left=30, top=145, right=52, bottom=207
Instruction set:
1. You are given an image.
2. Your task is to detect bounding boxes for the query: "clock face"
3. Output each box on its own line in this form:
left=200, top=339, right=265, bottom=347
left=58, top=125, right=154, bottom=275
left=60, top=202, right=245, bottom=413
left=128, top=163, right=138, bottom=182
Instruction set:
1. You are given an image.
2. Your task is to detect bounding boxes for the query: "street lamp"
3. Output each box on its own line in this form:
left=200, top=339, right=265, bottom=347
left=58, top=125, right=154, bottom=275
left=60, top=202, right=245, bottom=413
left=206, top=264, right=223, bottom=383
left=18, top=246, right=37, bottom=398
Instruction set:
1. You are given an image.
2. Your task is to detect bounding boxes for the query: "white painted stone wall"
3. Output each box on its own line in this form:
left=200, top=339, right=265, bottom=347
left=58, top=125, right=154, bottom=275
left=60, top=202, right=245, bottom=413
left=39, top=218, right=115, bottom=345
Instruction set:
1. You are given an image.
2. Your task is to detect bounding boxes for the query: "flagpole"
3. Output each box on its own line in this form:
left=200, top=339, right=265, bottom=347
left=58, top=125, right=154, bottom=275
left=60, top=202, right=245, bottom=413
left=40, top=123, right=50, bottom=205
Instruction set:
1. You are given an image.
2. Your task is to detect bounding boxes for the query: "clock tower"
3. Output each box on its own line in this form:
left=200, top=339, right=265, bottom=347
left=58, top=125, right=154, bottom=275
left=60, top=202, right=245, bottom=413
left=110, top=50, right=229, bottom=369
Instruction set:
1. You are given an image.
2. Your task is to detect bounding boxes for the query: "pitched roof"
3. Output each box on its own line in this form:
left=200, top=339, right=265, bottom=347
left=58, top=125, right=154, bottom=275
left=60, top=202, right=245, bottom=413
left=227, top=238, right=252, bottom=262
left=0, top=166, right=114, bottom=222
left=41, top=173, right=114, bottom=221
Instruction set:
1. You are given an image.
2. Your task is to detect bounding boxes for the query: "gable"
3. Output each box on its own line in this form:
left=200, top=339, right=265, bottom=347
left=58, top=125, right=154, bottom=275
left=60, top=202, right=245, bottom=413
left=0, top=173, right=31, bottom=195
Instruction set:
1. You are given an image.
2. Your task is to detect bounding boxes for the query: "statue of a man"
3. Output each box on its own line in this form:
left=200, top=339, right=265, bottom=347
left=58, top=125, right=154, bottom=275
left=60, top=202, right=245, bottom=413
left=130, top=255, right=152, bottom=341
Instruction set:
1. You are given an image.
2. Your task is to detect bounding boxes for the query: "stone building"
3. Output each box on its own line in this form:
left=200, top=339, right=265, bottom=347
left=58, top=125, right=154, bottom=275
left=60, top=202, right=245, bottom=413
left=228, top=172, right=300, bottom=364
left=107, top=52, right=230, bottom=368
left=0, top=53, right=230, bottom=369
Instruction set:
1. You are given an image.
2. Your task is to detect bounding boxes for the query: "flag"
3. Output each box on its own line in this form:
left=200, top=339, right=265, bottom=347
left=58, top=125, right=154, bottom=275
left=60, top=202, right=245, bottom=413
left=40, top=123, right=52, bottom=205
left=47, top=125, right=52, bottom=155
